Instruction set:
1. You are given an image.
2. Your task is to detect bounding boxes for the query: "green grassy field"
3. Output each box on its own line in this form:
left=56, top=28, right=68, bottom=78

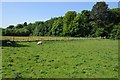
left=2, top=39, right=118, bottom=78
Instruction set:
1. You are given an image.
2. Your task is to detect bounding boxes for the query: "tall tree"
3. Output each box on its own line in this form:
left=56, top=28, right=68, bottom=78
left=32, top=21, right=44, bottom=36
left=7, top=25, right=14, bottom=29
left=110, top=23, right=120, bottom=39
left=16, top=24, right=23, bottom=28
left=80, top=10, right=91, bottom=37
left=52, top=17, right=63, bottom=36
left=23, top=22, right=27, bottom=26
left=90, top=2, right=109, bottom=22
left=44, top=17, right=58, bottom=36
left=90, top=2, right=110, bottom=37
left=63, top=11, right=77, bottom=36
left=25, top=23, right=36, bottom=35
left=69, top=13, right=81, bottom=37
left=109, top=8, right=120, bottom=24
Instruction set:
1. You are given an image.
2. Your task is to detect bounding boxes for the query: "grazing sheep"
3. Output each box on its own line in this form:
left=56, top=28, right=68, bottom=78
left=7, top=41, right=12, bottom=46
left=37, top=41, right=42, bottom=45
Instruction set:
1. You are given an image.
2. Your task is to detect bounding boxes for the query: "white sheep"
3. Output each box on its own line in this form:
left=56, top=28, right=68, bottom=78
left=7, top=41, right=12, bottom=45
left=37, top=41, right=42, bottom=45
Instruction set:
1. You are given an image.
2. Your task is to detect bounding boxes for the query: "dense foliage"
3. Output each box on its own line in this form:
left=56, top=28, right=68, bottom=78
left=2, top=2, right=120, bottom=39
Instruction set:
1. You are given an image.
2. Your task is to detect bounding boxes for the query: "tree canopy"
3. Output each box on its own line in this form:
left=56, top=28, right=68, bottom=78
left=2, top=2, right=120, bottom=39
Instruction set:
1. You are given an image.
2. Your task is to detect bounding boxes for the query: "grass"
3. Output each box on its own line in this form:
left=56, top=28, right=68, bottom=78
left=2, top=39, right=118, bottom=78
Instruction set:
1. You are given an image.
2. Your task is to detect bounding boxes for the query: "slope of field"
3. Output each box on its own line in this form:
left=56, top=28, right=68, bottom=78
left=2, top=39, right=118, bottom=78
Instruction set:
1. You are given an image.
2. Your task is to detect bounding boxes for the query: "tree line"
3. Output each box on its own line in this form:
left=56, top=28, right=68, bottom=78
left=2, top=2, right=120, bottom=39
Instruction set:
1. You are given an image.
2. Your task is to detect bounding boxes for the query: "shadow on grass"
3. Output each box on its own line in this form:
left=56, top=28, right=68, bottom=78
left=0, top=40, right=29, bottom=47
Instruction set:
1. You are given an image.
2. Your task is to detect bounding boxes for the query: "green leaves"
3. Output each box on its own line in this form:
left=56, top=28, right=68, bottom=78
left=110, top=23, right=120, bottom=39
left=63, top=11, right=77, bottom=36
left=2, top=2, right=120, bottom=39
left=91, top=2, right=109, bottom=22
left=52, top=17, right=63, bottom=36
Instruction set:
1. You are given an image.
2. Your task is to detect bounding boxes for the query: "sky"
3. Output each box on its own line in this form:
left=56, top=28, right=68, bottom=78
left=1, top=2, right=119, bottom=28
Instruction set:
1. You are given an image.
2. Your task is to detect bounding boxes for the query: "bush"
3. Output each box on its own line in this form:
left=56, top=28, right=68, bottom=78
left=110, top=24, right=120, bottom=39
